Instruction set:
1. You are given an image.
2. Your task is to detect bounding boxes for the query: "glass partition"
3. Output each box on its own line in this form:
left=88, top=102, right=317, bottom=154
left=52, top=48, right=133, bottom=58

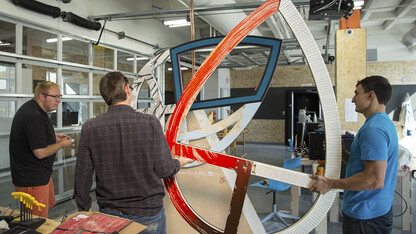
left=63, top=39, right=89, bottom=65
left=62, top=70, right=88, bottom=95
left=0, top=20, right=16, bottom=53
left=0, top=63, right=15, bottom=93
left=61, top=101, right=88, bottom=126
left=22, top=64, right=57, bottom=94
left=93, top=102, right=108, bottom=117
left=23, top=27, right=57, bottom=60
left=94, top=45, right=114, bottom=69
left=117, top=51, right=134, bottom=73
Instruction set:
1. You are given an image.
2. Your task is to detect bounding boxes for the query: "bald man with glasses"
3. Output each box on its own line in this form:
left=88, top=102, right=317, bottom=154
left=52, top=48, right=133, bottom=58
left=9, top=81, right=73, bottom=217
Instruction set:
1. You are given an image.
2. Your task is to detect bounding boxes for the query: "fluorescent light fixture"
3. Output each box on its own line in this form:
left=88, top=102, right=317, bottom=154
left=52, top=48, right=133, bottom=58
left=0, top=41, right=11, bottom=46
left=353, top=0, right=364, bottom=9
left=168, top=67, right=188, bottom=71
left=46, top=37, right=72, bottom=43
left=127, top=57, right=149, bottom=61
left=163, top=19, right=190, bottom=28
left=168, top=23, right=191, bottom=28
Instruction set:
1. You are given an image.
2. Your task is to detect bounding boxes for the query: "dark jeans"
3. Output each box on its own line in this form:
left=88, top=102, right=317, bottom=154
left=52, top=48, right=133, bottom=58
left=342, top=207, right=393, bottom=234
left=100, top=207, right=167, bottom=234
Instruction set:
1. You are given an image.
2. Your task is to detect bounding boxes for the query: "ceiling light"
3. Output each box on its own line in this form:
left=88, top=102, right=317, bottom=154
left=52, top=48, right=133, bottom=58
left=0, top=40, right=11, bottom=46
left=127, top=57, right=149, bottom=61
left=46, top=37, right=72, bottom=43
left=353, top=0, right=364, bottom=9
left=168, top=23, right=191, bottom=28
left=163, top=19, right=190, bottom=28
left=168, top=67, right=188, bottom=71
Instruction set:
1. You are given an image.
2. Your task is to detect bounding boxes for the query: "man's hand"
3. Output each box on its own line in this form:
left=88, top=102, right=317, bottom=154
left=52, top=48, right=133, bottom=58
left=178, top=156, right=194, bottom=167
left=309, top=174, right=332, bottom=194
left=33, top=136, right=73, bottom=159
left=60, top=136, right=73, bottom=148
left=56, top=133, right=68, bottom=142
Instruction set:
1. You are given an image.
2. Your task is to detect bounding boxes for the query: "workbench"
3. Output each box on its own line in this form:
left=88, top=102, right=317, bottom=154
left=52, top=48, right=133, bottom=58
left=0, top=207, right=146, bottom=233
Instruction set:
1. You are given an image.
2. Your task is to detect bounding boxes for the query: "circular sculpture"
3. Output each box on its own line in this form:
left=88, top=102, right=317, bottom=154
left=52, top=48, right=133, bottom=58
left=163, top=0, right=342, bottom=233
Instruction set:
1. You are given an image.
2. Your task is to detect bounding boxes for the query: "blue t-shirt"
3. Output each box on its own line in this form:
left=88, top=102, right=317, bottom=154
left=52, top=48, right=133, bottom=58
left=343, top=112, right=398, bottom=220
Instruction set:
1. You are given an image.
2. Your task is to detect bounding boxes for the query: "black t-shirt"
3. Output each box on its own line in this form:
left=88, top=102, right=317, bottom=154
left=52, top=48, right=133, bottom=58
left=9, top=99, right=56, bottom=187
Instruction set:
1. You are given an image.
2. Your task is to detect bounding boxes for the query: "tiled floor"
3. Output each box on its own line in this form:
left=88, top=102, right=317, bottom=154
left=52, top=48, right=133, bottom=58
left=1, top=143, right=415, bottom=233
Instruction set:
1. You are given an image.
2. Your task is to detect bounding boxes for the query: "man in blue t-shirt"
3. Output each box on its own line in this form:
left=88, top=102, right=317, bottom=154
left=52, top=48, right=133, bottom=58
left=309, top=76, right=398, bottom=234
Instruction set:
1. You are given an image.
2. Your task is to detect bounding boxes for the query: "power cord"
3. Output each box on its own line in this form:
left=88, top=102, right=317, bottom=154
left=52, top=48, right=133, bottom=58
left=393, top=190, right=408, bottom=217
left=62, top=153, right=79, bottom=211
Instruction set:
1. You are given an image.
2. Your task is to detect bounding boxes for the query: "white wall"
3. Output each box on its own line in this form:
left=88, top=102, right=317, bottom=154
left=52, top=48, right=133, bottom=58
left=218, top=68, right=230, bottom=120
left=367, top=31, right=416, bottom=62
left=202, top=68, right=230, bottom=120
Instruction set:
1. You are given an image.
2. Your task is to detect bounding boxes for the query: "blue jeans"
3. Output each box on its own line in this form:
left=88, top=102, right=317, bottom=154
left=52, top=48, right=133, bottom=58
left=342, top=207, right=393, bottom=234
left=100, top=207, right=167, bottom=234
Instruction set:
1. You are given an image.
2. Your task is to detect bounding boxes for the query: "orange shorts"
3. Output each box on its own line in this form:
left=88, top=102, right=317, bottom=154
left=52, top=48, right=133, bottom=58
left=14, top=178, right=56, bottom=218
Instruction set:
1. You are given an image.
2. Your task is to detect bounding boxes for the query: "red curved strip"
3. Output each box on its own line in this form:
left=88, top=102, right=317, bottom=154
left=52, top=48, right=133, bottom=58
left=165, top=0, right=281, bottom=233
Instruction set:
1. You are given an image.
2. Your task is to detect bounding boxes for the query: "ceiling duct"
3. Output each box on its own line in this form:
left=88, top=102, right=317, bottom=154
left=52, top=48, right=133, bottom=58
left=61, top=12, right=102, bottom=31
left=12, top=0, right=61, bottom=18
left=402, top=26, right=416, bottom=48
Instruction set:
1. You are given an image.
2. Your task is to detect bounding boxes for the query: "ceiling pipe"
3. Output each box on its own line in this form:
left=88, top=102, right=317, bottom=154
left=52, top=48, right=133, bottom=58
left=402, top=26, right=416, bottom=48
left=264, top=14, right=294, bottom=64
left=61, top=12, right=101, bottom=31
left=12, top=0, right=61, bottom=18
left=265, top=14, right=285, bottom=39
left=324, top=20, right=334, bottom=62
left=276, top=12, right=292, bottom=39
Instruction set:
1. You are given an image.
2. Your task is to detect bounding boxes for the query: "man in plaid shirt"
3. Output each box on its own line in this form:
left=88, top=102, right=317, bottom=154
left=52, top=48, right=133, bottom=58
left=74, top=72, right=193, bottom=234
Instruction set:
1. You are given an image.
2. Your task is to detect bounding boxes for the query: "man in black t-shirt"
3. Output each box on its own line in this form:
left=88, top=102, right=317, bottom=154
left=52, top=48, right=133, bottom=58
left=9, top=81, right=72, bottom=217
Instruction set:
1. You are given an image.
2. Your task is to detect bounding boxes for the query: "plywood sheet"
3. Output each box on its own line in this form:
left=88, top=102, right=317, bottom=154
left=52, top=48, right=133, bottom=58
left=164, top=110, right=262, bottom=233
left=336, top=28, right=367, bottom=131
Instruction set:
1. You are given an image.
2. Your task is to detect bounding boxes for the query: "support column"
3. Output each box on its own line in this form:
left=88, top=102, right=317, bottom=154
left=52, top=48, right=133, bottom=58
left=335, top=28, right=367, bottom=131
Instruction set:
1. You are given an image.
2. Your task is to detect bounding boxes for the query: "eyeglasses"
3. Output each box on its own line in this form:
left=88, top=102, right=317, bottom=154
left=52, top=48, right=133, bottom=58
left=43, top=93, right=63, bottom=100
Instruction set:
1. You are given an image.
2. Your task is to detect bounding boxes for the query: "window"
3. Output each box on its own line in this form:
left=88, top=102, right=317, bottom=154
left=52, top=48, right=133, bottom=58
left=62, top=70, right=88, bottom=95
left=93, top=102, right=108, bottom=117
left=22, top=64, right=56, bottom=94
left=137, top=81, right=154, bottom=109
left=117, top=51, right=134, bottom=73
left=63, top=39, right=89, bottom=65
left=23, top=27, right=57, bottom=60
left=61, top=101, right=88, bottom=126
left=0, top=63, right=15, bottom=93
left=0, top=20, right=16, bottom=53
left=93, top=72, right=106, bottom=95
left=94, top=45, right=114, bottom=69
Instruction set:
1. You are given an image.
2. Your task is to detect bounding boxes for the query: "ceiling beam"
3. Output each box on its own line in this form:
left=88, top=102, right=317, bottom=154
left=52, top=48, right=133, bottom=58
left=383, top=20, right=396, bottom=31
left=241, top=52, right=261, bottom=66
left=361, top=0, right=375, bottom=21
left=225, top=55, right=244, bottom=67
left=395, top=0, right=416, bottom=17
left=383, top=0, right=416, bottom=31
